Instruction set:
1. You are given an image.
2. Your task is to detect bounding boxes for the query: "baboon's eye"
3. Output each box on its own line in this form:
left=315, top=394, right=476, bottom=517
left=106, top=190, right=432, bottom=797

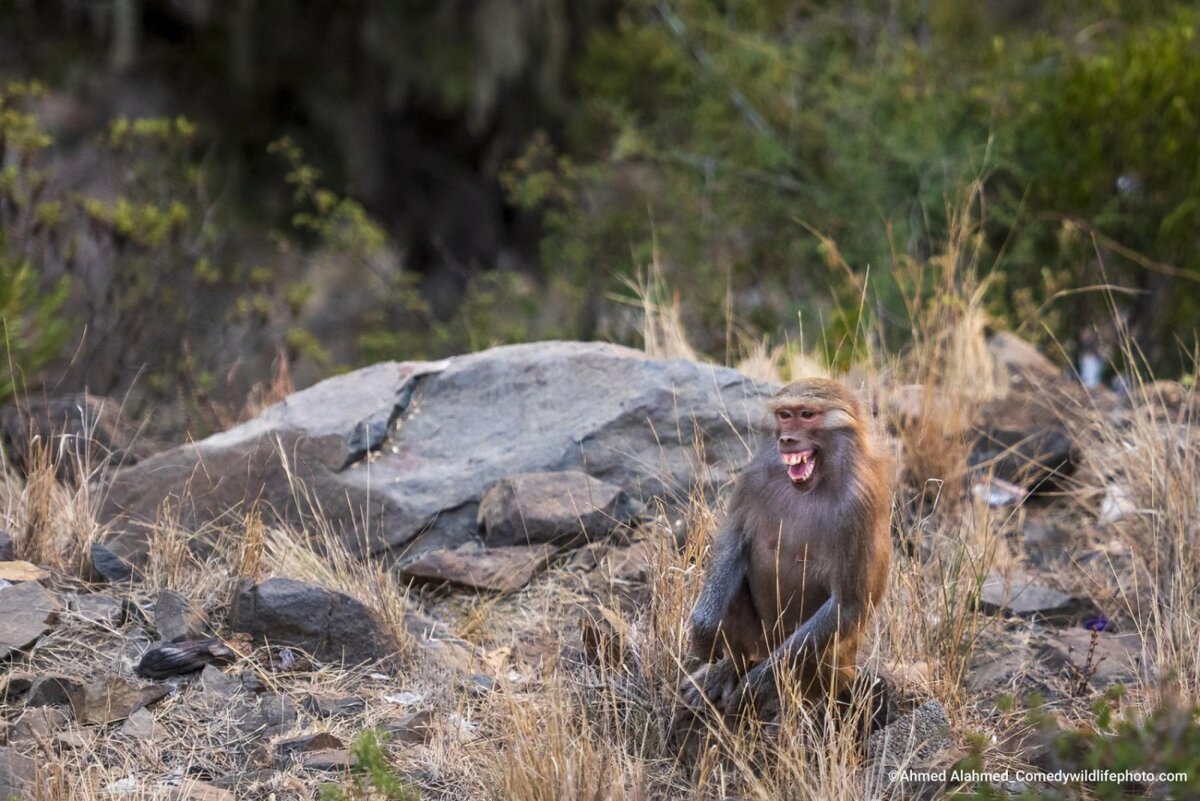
left=778, top=409, right=793, bottom=420
left=799, top=409, right=816, bottom=420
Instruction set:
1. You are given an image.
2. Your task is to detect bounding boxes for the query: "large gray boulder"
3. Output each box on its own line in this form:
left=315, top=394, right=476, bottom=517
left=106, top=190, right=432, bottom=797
left=99, top=342, right=771, bottom=571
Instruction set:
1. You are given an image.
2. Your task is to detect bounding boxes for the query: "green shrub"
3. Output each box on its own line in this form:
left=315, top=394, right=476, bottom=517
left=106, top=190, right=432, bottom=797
left=317, top=729, right=420, bottom=801
left=0, top=82, right=74, bottom=404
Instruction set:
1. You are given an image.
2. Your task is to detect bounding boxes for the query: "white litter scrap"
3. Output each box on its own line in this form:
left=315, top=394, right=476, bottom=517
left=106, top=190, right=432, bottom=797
left=384, top=690, right=423, bottom=706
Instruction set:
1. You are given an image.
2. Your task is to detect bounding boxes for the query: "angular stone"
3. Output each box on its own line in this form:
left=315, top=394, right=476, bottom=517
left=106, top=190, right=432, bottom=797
left=120, top=707, right=156, bottom=739
left=90, top=540, right=136, bottom=583
left=98, top=344, right=772, bottom=567
left=300, top=749, right=356, bottom=771
left=3, top=674, right=33, bottom=700
left=600, top=540, right=659, bottom=584
left=153, top=590, right=209, bottom=642
left=71, top=592, right=124, bottom=626
left=399, top=542, right=556, bottom=592
left=199, top=664, right=241, bottom=699
left=0, top=581, right=61, bottom=659
left=0, top=560, right=48, bottom=582
left=966, top=639, right=1035, bottom=697
left=276, top=732, right=344, bottom=761
left=74, top=678, right=168, bottom=725
left=479, top=471, right=634, bottom=547
left=54, top=729, right=97, bottom=750
left=384, top=710, right=436, bottom=744
left=0, top=746, right=35, bottom=800
left=230, top=577, right=399, bottom=664
left=979, top=571, right=1098, bottom=626
left=254, top=693, right=299, bottom=731
left=9, top=706, right=71, bottom=743
left=302, top=695, right=365, bottom=719
left=27, top=675, right=86, bottom=708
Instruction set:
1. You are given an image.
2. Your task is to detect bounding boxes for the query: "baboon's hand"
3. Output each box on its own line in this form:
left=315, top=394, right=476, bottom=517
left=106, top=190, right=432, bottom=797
left=734, top=661, right=781, bottom=719
left=679, top=658, right=740, bottom=712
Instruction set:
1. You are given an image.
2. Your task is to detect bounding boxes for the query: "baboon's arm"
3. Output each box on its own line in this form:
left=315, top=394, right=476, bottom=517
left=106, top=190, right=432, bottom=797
left=688, top=518, right=747, bottom=660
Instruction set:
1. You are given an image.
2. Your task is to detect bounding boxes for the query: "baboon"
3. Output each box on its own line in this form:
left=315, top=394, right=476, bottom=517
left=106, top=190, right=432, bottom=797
left=681, top=378, right=891, bottom=715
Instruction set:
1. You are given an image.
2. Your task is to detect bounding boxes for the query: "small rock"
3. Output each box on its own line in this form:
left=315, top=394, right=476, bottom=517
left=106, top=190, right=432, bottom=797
left=54, top=729, right=97, bottom=750
left=74, top=677, right=168, bottom=725
left=399, top=542, right=556, bottom=593
left=154, top=590, right=209, bottom=642
left=478, top=471, right=633, bottom=547
left=9, top=706, right=71, bottom=743
left=0, top=531, right=13, bottom=561
left=71, top=592, right=124, bottom=627
left=418, top=636, right=479, bottom=674
left=276, top=732, right=344, bottom=761
left=1022, top=519, right=1069, bottom=554
left=0, top=580, right=61, bottom=659
left=966, top=640, right=1036, bottom=698
left=302, top=695, right=365, bottom=718
left=120, top=707, right=156, bottom=739
left=237, top=671, right=267, bottom=694
left=384, top=710, right=436, bottom=744
left=137, top=638, right=236, bottom=679
left=0, top=560, right=49, bottom=582
left=600, top=539, right=658, bottom=583
left=27, top=675, right=86, bottom=708
left=979, top=570, right=1098, bottom=626
left=564, top=542, right=609, bottom=572
left=198, top=664, right=241, bottom=698
left=230, top=577, right=399, bottom=665
left=3, top=674, right=33, bottom=700
left=300, top=749, right=357, bottom=771
left=461, top=673, right=496, bottom=697
left=90, top=540, right=136, bottom=583
left=0, top=746, right=35, bottom=800
left=254, top=693, right=299, bottom=731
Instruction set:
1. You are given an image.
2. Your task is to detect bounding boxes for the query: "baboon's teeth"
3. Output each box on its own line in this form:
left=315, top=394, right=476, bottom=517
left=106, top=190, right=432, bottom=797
left=781, top=450, right=813, bottom=466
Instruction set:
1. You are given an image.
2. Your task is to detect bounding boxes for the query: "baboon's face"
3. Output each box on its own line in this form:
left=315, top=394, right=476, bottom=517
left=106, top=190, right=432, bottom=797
left=772, top=391, right=858, bottom=488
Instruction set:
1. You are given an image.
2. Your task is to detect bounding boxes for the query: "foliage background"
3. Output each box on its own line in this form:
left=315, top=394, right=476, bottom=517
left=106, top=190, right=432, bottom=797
left=1, top=0, right=1198, bottom=429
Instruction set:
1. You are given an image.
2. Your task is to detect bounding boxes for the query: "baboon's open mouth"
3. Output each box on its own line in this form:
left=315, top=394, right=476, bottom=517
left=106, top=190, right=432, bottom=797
left=781, top=449, right=816, bottom=484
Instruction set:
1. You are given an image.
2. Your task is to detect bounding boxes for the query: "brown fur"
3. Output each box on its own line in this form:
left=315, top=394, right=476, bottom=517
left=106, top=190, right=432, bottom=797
left=682, top=378, right=892, bottom=714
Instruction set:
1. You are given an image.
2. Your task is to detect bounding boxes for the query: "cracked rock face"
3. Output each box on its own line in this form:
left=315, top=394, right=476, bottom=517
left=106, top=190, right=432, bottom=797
left=98, top=342, right=772, bottom=573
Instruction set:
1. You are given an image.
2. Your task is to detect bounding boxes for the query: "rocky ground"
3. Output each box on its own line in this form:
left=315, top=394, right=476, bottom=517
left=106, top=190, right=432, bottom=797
left=1, top=339, right=1197, bottom=800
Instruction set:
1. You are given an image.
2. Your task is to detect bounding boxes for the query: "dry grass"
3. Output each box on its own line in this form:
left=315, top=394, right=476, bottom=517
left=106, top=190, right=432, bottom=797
left=1072, top=337, right=1200, bottom=699
left=1, top=415, right=108, bottom=575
